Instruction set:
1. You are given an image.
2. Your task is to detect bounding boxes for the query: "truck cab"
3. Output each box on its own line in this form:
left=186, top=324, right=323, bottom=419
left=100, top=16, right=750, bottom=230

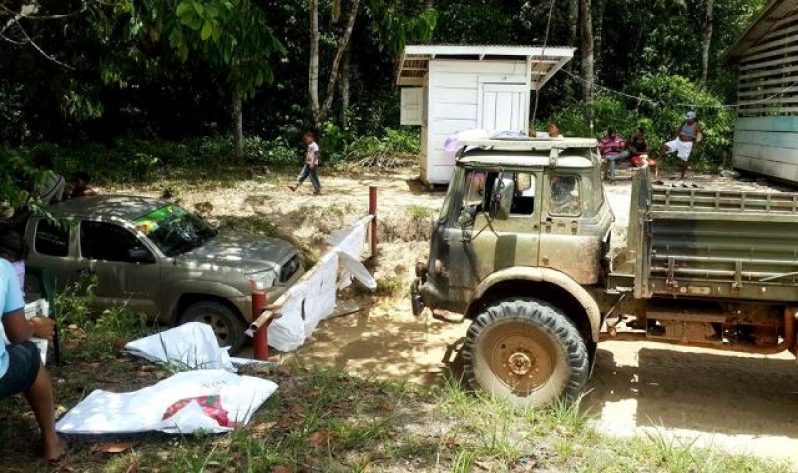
left=412, top=137, right=612, bottom=406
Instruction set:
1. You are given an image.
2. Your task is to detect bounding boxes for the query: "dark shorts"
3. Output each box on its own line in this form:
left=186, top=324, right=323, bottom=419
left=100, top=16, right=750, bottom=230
left=0, top=341, right=41, bottom=399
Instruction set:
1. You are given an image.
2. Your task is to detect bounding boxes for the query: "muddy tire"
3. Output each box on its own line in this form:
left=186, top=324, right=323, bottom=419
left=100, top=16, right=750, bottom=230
left=463, top=298, right=589, bottom=407
left=180, top=301, right=247, bottom=354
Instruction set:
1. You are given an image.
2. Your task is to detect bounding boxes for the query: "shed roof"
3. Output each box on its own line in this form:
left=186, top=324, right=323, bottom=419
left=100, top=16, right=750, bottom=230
left=726, top=0, right=798, bottom=61
left=397, top=44, right=575, bottom=89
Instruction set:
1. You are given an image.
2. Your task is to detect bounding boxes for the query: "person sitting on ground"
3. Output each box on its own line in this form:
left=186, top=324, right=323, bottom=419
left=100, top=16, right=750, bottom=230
left=32, top=150, right=65, bottom=205
left=68, top=172, right=97, bottom=199
left=598, top=129, right=627, bottom=182
left=659, top=111, right=703, bottom=180
left=0, top=258, right=66, bottom=462
left=289, top=131, right=321, bottom=195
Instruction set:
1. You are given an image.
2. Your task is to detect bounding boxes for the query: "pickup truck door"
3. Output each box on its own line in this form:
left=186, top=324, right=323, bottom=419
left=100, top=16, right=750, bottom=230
left=446, top=170, right=542, bottom=290
left=77, top=220, right=162, bottom=317
left=25, top=218, right=79, bottom=294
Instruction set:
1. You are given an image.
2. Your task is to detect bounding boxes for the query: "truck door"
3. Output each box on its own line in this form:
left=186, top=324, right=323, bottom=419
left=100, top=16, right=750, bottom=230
left=446, top=169, right=541, bottom=290
left=25, top=218, right=78, bottom=294
left=77, top=220, right=162, bottom=317
left=538, top=172, right=597, bottom=284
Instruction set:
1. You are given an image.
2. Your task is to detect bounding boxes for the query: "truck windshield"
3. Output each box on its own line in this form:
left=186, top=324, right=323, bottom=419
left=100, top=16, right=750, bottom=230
left=439, top=168, right=465, bottom=221
left=133, top=205, right=217, bottom=256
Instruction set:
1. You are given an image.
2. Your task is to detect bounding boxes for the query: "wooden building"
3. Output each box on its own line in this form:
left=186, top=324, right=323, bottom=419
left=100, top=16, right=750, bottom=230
left=727, top=0, right=798, bottom=183
left=396, top=45, right=574, bottom=185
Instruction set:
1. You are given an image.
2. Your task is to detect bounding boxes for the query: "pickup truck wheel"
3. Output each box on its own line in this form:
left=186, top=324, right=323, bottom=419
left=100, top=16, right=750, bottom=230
left=180, top=301, right=247, bottom=354
left=463, top=298, right=589, bottom=408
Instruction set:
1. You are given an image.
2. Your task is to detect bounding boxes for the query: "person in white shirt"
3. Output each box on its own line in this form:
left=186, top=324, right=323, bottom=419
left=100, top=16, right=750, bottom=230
left=289, top=131, right=321, bottom=195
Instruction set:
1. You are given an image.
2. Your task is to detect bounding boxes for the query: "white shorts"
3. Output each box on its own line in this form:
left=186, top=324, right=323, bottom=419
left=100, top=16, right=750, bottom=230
left=664, top=139, right=694, bottom=161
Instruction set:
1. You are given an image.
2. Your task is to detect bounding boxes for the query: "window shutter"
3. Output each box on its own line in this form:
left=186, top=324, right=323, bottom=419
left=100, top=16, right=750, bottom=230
left=400, top=88, right=423, bottom=126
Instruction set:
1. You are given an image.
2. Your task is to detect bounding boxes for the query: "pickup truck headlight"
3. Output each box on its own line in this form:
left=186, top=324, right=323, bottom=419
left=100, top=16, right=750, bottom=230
left=248, top=270, right=277, bottom=290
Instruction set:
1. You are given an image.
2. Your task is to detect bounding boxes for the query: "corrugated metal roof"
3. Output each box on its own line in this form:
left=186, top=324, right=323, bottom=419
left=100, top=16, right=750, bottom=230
left=726, top=0, right=798, bottom=61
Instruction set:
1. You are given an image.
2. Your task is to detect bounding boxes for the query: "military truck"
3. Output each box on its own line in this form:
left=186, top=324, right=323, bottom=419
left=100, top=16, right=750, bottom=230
left=411, top=137, right=798, bottom=407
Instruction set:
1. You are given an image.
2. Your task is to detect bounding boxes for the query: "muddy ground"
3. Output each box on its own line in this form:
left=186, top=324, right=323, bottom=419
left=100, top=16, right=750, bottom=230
left=109, top=167, right=798, bottom=467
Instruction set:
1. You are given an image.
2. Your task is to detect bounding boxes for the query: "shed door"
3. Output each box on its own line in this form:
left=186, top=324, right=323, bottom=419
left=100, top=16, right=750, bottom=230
left=479, top=83, right=527, bottom=132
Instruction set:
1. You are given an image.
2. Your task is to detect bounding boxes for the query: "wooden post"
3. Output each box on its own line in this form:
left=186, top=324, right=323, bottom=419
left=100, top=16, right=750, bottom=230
left=252, top=290, right=269, bottom=360
left=369, top=185, right=378, bottom=258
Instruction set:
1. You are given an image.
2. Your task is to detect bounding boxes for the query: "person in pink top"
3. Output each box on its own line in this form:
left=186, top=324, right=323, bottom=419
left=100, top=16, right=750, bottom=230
left=599, top=129, right=627, bottom=183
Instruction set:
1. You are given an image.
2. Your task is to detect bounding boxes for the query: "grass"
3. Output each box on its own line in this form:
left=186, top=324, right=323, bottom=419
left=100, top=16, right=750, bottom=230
left=374, top=274, right=406, bottom=298
left=1, top=332, right=793, bottom=472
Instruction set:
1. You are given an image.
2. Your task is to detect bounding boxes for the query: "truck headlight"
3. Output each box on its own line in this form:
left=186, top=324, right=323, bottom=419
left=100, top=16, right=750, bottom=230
left=248, top=270, right=277, bottom=291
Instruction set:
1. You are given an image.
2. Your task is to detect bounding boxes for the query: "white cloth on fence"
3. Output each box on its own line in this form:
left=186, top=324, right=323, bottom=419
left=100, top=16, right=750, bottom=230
left=266, top=281, right=308, bottom=352
left=55, top=369, right=277, bottom=435
left=301, top=252, right=338, bottom=335
left=327, top=216, right=376, bottom=290
left=124, top=323, right=235, bottom=372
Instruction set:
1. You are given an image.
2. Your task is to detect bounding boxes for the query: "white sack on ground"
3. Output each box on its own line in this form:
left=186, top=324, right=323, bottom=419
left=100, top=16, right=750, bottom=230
left=338, top=252, right=377, bottom=290
left=125, top=322, right=235, bottom=372
left=56, top=369, right=277, bottom=435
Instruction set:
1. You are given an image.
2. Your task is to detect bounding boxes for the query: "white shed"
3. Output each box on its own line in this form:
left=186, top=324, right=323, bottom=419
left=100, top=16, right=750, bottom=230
left=397, top=45, right=575, bottom=185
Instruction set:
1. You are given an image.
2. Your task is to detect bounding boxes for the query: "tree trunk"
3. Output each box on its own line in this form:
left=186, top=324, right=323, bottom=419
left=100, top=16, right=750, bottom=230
left=593, top=0, right=604, bottom=79
left=700, top=0, right=714, bottom=86
left=309, top=0, right=321, bottom=129
left=320, top=0, right=360, bottom=121
left=567, top=0, right=579, bottom=102
left=580, top=0, right=594, bottom=127
left=340, top=45, right=351, bottom=130
left=233, top=95, right=243, bottom=161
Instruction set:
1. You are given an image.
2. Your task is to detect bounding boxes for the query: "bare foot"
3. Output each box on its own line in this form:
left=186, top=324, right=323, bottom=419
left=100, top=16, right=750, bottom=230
left=43, top=434, right=67, bottom=463
left=288, top=185, right=297, bottom=192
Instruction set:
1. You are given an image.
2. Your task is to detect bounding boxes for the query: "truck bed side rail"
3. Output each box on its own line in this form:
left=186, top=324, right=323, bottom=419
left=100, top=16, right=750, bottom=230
left=637, top=173, right=798, bottom=302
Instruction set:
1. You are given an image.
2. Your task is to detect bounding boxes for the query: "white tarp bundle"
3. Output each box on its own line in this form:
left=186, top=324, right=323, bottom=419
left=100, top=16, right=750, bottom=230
left=266, top=216, right=375, bottom=352
left=327, top=216, right=377, bottom=290
left=56, top=370, right=277, bottom=435
left=124, top=322, right=235, bottom=372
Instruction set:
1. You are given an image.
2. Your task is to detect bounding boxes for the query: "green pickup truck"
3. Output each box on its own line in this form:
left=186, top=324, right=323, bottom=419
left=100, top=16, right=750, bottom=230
left=23, top=196, right=304, bottom=352
left=411, top=137, right=798, bottom=407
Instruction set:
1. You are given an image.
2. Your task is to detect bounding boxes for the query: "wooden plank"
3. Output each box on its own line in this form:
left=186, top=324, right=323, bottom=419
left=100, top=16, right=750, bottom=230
left=735, top=116, right=798, bottom=132
left=738, top=74, right=798, bottom=91
left=740, top=55, right=798, bottom=71
left=739, top=64, right=798, bottom=81
left=435, top=88, right=478, bottom=105
left=734, top=155, right=798, bottom=183
left=741, top=43, right=798, bottom=65
left=738, top=84, right=798, bottom=97
left=738, top=95, right=798, bottom=106
left=745, top=23, right=798, bottom=55
left=733, top=142, right=798, bottom=164
left=734, top=129, right=798, bottom=149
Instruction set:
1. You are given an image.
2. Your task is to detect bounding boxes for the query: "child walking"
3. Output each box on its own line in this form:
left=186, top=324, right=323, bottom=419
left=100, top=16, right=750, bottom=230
left=289, top=131, right=321, bottom=195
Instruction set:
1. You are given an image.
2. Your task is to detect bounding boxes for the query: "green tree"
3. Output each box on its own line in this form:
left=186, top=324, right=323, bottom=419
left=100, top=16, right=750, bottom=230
left=137, top=0, right=285, bottom=159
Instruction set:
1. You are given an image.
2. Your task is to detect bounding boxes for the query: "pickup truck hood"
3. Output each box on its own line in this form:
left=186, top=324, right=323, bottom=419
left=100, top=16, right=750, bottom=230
left=176, top=233, right=296, bottom=274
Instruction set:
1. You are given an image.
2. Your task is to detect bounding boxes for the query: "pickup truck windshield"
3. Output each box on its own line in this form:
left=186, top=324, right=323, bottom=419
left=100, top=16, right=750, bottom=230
left=133, top=205, right=217, bottom=257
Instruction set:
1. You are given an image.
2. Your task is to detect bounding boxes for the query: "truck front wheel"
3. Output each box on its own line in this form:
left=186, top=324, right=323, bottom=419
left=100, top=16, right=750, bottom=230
left=463, top=298, right=589, bottom=407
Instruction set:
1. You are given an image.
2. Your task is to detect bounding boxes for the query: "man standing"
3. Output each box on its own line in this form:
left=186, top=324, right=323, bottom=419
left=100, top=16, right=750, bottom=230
left=289, top=131, right=321, bottom=195
left=659, top=111, right=703, bottom=180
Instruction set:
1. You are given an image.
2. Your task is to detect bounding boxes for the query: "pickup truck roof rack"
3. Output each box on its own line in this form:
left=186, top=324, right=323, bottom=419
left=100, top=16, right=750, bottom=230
left=459, top=137, right=598, bottom=150
left=458, top=137, right=599, bottom=167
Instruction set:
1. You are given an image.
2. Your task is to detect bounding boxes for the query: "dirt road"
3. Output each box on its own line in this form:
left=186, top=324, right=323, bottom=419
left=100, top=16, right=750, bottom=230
left=115, top=168, right=798, bottom=466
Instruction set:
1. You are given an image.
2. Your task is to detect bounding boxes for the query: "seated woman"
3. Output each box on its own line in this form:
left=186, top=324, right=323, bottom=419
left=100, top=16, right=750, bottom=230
left=0, top=258, right=66, bottom=462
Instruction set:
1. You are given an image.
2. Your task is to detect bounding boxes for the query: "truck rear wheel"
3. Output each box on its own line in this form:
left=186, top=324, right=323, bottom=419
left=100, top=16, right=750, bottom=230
left=463, top=298, right=589, bottom=407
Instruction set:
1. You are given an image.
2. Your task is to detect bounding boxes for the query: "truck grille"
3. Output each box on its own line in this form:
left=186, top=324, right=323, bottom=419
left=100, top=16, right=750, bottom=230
left=280, top=255, right=301, bottom=283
